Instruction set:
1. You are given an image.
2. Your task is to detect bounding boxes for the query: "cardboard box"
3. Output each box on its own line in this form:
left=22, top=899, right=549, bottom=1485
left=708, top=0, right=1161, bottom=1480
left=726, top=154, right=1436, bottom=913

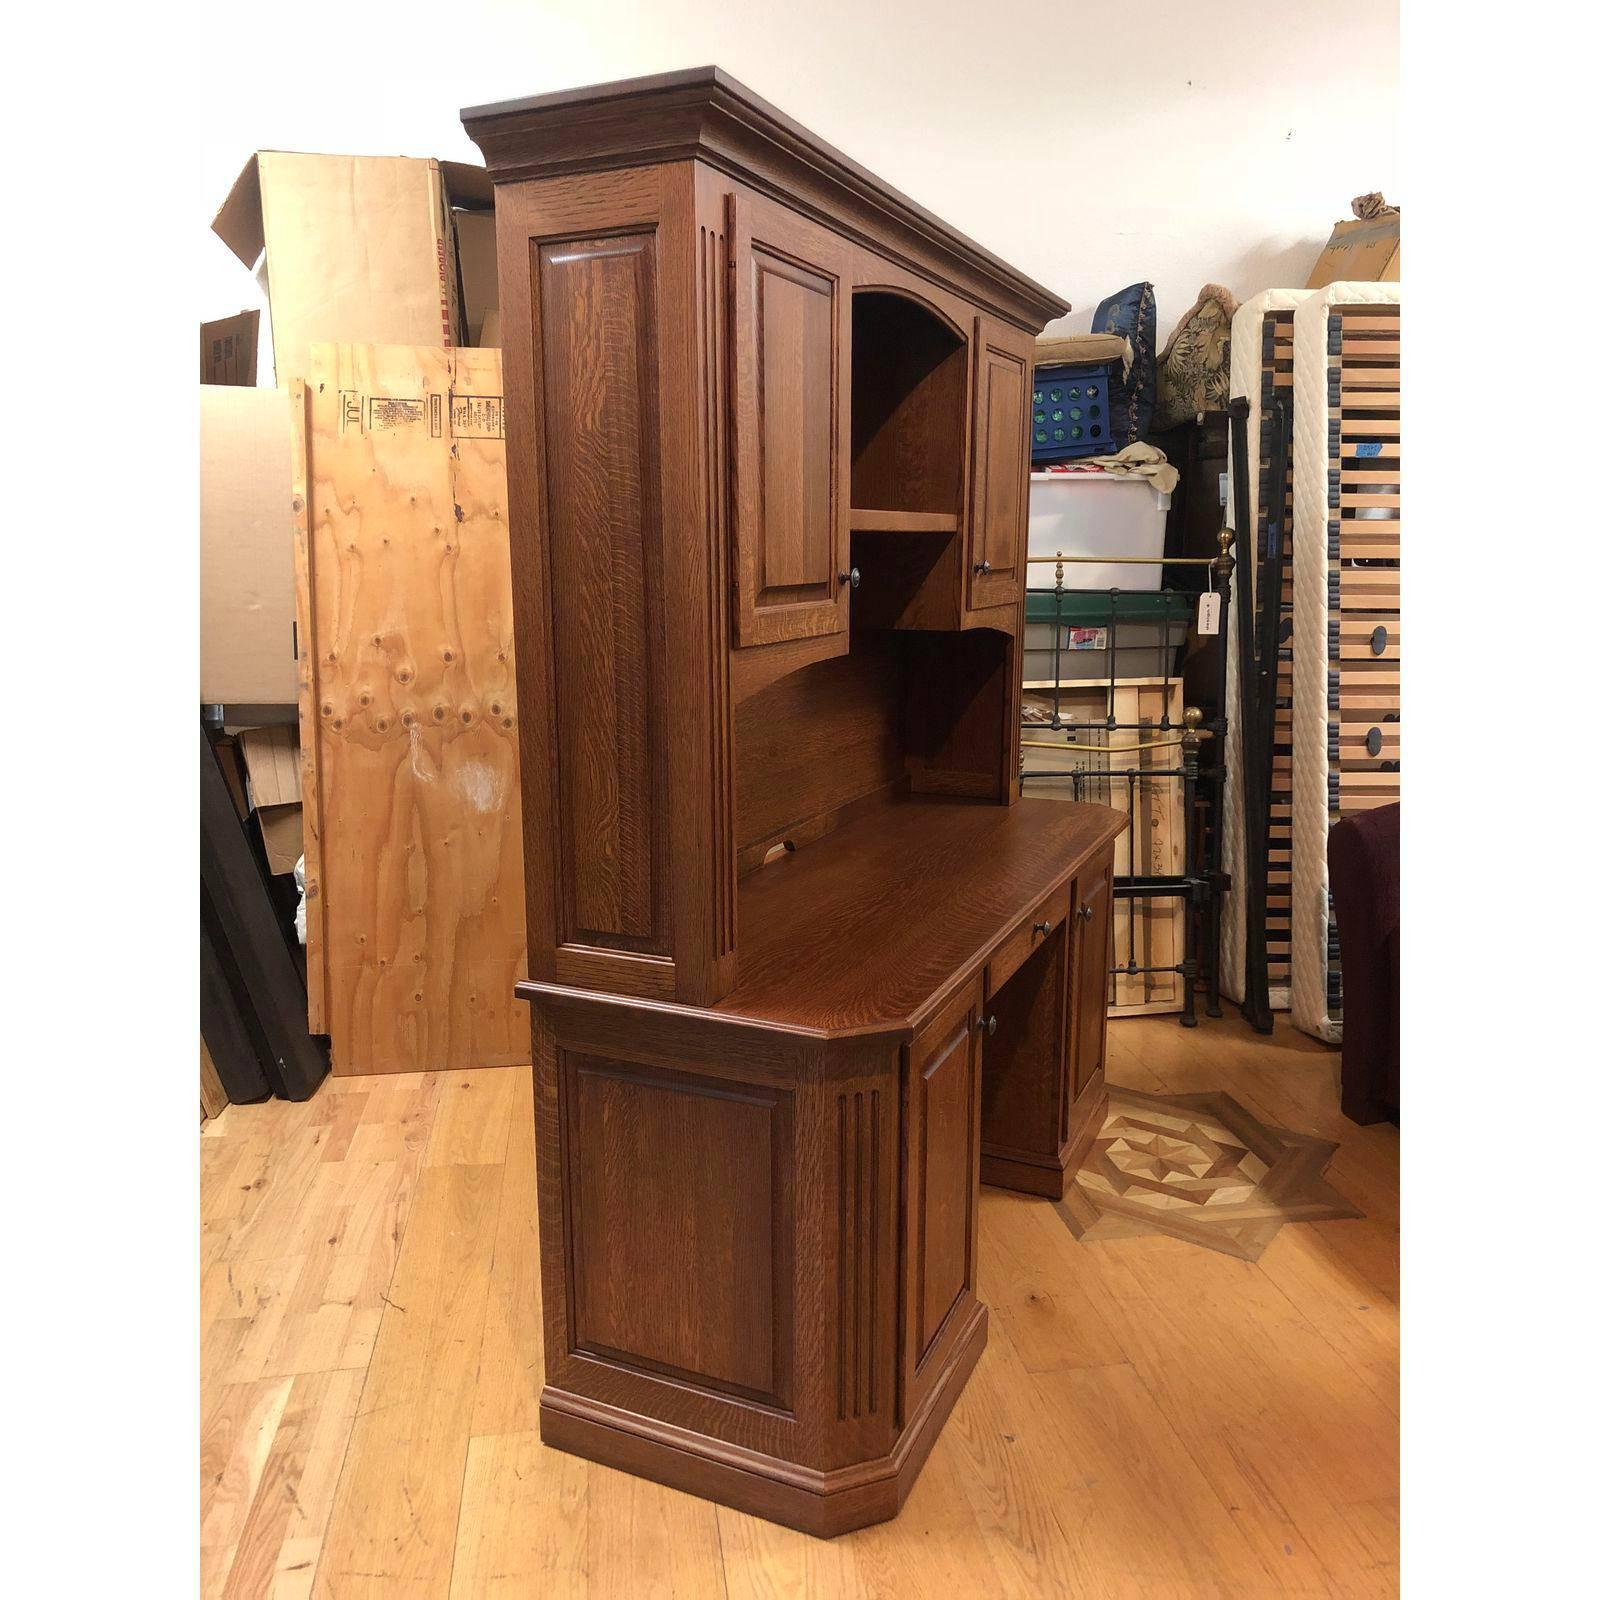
left=1306, top=207, right=1400, bottom=289
left=201, top=310, right=260, bottom=385
left=201, top=386, right=298, bottom=704
left=211, top=151, right=494, bottom=386
left=454, top=209, right=500, bottom=345
left=237, top=725, right=304, bottom=875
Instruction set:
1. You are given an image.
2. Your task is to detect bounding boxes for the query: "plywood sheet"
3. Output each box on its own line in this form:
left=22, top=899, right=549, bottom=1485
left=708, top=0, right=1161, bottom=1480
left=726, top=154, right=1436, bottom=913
left=299, top=344, right=527, bottom=1073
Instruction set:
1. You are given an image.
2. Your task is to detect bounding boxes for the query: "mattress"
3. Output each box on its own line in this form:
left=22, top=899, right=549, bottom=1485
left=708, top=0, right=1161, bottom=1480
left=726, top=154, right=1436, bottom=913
left=1289, top=282, right=1401, bottom=1043
left=1219, top=289, right=1311, bottom=1009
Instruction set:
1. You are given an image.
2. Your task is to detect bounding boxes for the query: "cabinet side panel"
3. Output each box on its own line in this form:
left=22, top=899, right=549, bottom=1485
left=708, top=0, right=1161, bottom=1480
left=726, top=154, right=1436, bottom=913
left=537, top=231, right=672, bottom=954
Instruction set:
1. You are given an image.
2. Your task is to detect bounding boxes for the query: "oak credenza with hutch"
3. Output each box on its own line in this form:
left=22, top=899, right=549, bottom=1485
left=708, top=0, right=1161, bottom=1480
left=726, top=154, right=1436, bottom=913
left=463, top=68, right=1126, bottom=1536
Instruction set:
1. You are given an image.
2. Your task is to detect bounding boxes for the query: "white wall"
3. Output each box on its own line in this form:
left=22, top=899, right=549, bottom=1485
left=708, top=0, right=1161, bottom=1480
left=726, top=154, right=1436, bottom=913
left=199, top=0, right=1397, bottom=368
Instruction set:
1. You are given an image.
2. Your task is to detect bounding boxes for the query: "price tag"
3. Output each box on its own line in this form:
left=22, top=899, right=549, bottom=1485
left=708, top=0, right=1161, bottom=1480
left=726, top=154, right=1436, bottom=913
left=1197, top=592, right=1221, bottom=635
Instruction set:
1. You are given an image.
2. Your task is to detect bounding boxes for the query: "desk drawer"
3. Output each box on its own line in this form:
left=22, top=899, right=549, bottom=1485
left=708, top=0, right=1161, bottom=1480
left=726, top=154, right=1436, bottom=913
left=986, top=879, right=1072, bottom=999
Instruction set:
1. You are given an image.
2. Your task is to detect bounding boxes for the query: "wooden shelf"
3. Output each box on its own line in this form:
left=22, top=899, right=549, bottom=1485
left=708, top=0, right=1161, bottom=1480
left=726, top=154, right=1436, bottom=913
left=849, top=508, right=959, bottom=534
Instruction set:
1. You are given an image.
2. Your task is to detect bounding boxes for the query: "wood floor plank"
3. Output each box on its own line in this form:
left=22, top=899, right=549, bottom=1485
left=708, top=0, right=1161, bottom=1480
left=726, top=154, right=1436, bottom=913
left=311, top=1162, right=506, bottom=1599
left=976, top=1189, right=1130, bottom=1375
left=448, top=1431, right=589, bottom=1599
left=468, top=1070, right=541, bottom=1438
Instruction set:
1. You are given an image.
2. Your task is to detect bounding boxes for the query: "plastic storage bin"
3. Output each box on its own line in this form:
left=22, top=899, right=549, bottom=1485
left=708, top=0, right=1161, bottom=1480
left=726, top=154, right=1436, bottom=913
left=1027, top=471, right=1172, bottom=591
left=1031, top=362, right=1114, bottom=462
left=1023, top=591, right=1191, bottom=687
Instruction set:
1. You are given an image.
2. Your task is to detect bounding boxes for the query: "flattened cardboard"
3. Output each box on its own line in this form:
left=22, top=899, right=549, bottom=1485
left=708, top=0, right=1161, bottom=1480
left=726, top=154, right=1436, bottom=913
left=201, top=387, right=298, bottom=704
left=201, top=310, right=260, bottom=385
left=238, top=725, right=304, bottom=874
left=237, top=725, right=301, bottom=808
left=1306, top=213, right=1400, bottom=289
left=211, top=152, right=492, bottom=386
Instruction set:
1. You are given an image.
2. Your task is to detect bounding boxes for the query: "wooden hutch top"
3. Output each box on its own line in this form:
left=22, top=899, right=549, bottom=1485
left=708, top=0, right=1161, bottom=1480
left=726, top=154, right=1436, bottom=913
left=463, top=65, right=1069, bottom=331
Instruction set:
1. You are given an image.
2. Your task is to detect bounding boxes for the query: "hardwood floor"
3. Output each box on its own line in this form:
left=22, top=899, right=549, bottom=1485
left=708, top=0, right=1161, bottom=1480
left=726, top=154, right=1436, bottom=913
left=199, top=1009, right=1398, bottom=1598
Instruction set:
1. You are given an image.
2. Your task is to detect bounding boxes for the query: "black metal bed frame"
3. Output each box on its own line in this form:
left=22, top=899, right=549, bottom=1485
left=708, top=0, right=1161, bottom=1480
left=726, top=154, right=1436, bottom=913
left=1018, top=529, right=1236, bottom=1028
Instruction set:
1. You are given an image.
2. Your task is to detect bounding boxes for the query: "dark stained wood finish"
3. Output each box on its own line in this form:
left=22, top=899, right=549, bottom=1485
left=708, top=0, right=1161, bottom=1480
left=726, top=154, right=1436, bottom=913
left=538, top=228, right=670, bottom=954
left=1066, top=849, right=1116, bottom=1124
left=851, top=291, right=968, bottom=517
left=968, top=316, right=1030, bottom=612
left=729, top=192, right=852, bottom=646
left=466, top=70, right=1104, bottom=1537
left=714, top=796, right=1124, bottom=1033
left=733, top=642, right=903, bottom=873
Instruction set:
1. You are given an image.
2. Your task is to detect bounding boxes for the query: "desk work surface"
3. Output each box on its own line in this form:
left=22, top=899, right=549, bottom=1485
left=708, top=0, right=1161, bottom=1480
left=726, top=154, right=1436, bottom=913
left=713, top=795, right=1124, bottom=1035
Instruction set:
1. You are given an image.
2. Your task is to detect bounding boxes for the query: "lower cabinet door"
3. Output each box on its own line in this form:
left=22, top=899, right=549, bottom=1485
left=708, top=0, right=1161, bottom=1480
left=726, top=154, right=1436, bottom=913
left=1064, top=853, right=1114, bottom=1140
left=902, top=980, right=982, bottom=1420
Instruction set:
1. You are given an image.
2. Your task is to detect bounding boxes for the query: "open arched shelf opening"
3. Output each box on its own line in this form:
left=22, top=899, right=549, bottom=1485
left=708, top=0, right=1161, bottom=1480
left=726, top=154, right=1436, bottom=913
left=850, top=290, right=968, bottom=527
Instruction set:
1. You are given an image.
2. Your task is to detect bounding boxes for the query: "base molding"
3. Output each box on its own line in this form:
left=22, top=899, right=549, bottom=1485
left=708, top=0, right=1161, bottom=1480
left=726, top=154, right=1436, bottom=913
left=540, top=1302, right=988, bottom=1537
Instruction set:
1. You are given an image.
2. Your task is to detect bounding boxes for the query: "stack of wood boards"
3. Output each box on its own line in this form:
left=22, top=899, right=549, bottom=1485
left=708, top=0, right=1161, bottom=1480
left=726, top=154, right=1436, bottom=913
left=1290, top=285, right=1401, bottom=1043
left=1023, top=681, right=1184, bottom=1015
left=293, top=344, right=528, bottom=1074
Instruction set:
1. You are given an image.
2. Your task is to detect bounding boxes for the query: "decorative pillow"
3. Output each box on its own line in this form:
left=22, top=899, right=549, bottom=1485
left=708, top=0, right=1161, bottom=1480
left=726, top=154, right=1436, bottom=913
left=1092, top=282, right=1157, bottom=446
left=1152, top=283, right=1239, bottom=432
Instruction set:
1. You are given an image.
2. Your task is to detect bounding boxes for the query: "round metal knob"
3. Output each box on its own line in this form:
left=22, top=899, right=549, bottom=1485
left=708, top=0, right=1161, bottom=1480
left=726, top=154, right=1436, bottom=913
left=1365, top=726, right=1384, bottom=756
left=985, top=1014, right=998, bottom=1037
left=1033, top=919, right=1051, bottom=935
left=839, top=567, right=860, bottom=589
left=1078, top=903, right=1094, bottom=922
left=974, top=559, right=992, bottom=575
left=1369, top=624, right=1388, bottom=656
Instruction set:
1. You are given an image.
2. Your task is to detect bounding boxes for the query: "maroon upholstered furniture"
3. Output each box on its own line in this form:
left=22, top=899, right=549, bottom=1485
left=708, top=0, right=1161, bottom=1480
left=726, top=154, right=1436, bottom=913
left=1327, top=802, right=1399, bottom=1124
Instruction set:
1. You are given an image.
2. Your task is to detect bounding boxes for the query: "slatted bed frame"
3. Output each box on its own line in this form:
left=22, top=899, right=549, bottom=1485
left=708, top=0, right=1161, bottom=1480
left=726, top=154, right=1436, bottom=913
left=1290, top=283, right=1401, bottom=1043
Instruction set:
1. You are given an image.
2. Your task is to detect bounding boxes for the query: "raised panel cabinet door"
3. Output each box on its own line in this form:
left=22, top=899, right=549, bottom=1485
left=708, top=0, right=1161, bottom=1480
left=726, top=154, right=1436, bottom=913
left=728, top=191, right=852, bottom=647
left=1067, top=854, right=1115, bottom=1107
left=968, top=317, right=1029, bottom=612
left=902, top=982, right=982, bottom=1420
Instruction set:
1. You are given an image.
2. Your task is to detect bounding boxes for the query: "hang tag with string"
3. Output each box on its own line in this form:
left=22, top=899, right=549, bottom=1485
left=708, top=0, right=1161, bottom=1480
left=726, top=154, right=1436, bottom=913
left=1197, top=560, right=1221, bottom=635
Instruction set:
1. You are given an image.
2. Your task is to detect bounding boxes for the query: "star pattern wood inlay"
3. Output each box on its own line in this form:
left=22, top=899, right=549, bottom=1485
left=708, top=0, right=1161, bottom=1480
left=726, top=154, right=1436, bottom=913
left=1054, top=1086, right=1362, bottom=1261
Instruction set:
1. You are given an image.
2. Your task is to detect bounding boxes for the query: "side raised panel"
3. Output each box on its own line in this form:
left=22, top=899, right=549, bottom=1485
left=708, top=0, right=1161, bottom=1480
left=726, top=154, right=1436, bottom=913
left=538, top=231, right=672, bottom=961
left=968, top=316, right=1029, bottom=612
left=729, top=191, right=852, bottom=646
left=565, top=1053, right=795, bottom=1409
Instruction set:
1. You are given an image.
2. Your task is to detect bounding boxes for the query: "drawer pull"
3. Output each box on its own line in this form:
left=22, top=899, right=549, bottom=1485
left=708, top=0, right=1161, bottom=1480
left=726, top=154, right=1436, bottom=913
left=975, top=559, right=992, bottom=575
left=1078, top=903, right=1094, bottom=923
left=839, top=567, right=861, bottom=589
left=985, top=1014, right=998, bottom=1037
left=1365, top=726, right=1384, bottom=756
left=1369, top=624, right=1388, bottom=656
left=1032, top=918, right=1051, bottom=935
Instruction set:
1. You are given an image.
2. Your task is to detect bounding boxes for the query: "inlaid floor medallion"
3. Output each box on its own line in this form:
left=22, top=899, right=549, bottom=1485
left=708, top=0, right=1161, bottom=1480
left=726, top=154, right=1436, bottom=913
left=1056, top=1087, right=1362, bottom=1260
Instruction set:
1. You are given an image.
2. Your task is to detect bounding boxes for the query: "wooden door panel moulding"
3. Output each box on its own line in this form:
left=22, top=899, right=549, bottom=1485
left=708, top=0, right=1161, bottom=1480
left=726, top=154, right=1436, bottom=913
left=728, top=189, right=852, bottom=647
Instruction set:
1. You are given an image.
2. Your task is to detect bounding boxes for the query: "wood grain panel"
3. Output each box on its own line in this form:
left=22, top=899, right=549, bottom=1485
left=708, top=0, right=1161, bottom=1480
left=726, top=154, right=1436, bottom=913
left=916, top=1010, right=978, bottom=1362
left=1067, top=856, right=1113, bottom=1112
left=733, top=641, right=903, bottom=869
left=729, top=192, right=851, bottom=646
left=968, top=318, right=1028, bottom=611
left=301, top=345, right=527, bottom=1075
left=566, top=1054, right=793, bottom=1407
left=537, top=230, right=671, bottom=954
